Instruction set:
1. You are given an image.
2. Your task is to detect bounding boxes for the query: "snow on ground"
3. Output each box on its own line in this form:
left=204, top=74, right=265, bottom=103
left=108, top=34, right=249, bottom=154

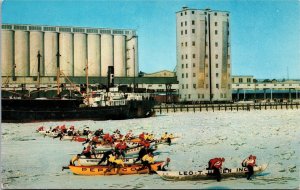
left=1, top=109, right=299, bottom=189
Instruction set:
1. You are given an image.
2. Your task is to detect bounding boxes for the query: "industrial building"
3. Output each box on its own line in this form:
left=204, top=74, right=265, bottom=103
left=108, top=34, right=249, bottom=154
left=176, top=7, right=232, bottom=102
left=1, top=24, right=138, bottom=82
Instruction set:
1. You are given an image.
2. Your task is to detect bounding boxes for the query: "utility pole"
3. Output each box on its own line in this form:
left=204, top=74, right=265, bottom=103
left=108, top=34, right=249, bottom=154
left=37, top=51, right=42, bottom=98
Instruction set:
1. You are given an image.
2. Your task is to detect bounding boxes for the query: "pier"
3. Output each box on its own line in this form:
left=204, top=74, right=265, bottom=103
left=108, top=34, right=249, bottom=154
left=153, top=102, right=299, bottom=114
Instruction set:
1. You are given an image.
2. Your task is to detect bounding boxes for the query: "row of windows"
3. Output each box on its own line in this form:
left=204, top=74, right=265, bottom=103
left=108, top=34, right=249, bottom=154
left=181, top=29, right=224, bottom=35
left=182, top=54, right=220, bottom=60
left=181, top=41, right=221, bottom=48
left=180, top=11, right=227, bottom=16
left=181, top=21, right=220, bottom=27
left=181, top=72, right=220, bottom=78
left=182, top=63, right=221, bottom=69
left=181, top=83, right=222, bottom=89
left=179, top=93, right=228, bottom=99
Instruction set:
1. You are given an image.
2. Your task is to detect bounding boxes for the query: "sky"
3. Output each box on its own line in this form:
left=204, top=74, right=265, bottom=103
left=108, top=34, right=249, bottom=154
left=1, top=0, right=300, bottom=79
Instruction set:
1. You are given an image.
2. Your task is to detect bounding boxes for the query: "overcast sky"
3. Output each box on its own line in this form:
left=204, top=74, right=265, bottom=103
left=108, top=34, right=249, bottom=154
left=2, top=0, right=300, bottom=79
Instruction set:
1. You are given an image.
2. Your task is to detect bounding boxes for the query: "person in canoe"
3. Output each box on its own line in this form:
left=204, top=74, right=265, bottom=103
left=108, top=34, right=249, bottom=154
left=158, top=157, right=171, bottom=171
left=115, top=140, right=127, bottom=157
left=97, top=150, right=116, bottom=166
left=207, top=157, right=225, bottom=182
left=105, top=153, right=125, bottom=174
left=94, top=128, right=104, bottom=137
left=242, top=155, right=257, bottom=180
left=125, top=130, right=134, bottom=140
left=70, top=154, right=81, bottom=166
left=81, top=142, right=96, bottom=158
left=82, top=126, right=90, bottom=136
left=139, top=152, right=155, bottom=173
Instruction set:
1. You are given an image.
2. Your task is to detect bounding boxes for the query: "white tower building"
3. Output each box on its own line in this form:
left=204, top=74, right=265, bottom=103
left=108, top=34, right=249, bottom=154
left=176, top=7, right=232, bottom=102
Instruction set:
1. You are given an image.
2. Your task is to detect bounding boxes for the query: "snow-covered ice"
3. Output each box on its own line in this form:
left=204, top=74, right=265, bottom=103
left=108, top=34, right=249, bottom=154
left=1, top=109, right=299, bottom=189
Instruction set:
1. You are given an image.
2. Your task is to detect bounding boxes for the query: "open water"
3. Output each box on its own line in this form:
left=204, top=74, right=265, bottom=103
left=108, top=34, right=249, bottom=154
left=1, top=109, right=300, bottom=189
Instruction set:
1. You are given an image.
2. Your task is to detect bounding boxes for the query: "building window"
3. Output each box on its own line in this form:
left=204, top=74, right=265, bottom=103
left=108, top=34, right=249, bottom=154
left=206, top=73, right=208, bottom=77
left=215, top=54, right=218, bottom=59
left=206, top=84, right=208, bottom=88
left=181, top=22, right=183, bottom=27
left=205, top=64, right=208, bottom=68
left=181, top=55, right=184, bottom=60
left=239, top=78, right=243, bottom=83
left=204, top=12, right=207, bottom=15
left=205, top=54, right=208, bottom=58
left=215, top=42, right=218, bottom=47
left=198, top=94, right=200, bottom=98
left=182, top=84, right=184, bottom=89
left=247, top=78, right=251, bottom=83
left=181, top=13, right=183, bottom=16
left=186, top=84, right=188, bottom=89
left=186, top=64, right=188, bottom=68
left=188, top=94, right=191, bottom=99
left=228, top=31, right=230, bottom=35
left=205, top=29, right=207, bottom=34
left=182, top=64, right=184, bottom=68
left=216, top=63, right=218, bottom=68
left=185, top=21, right=187, bottom=26
left=192, top=11, right=194, bottom=14
left=186, top=54, right=188, bottom=59
left=193, top=54, right=196, bottom=58
left=148, top=84, right=152, bottom=87
left=214, top=12, right=217, bottom=16
left=185, top=12, right=187, bottom=15
left=185, top=30, right=187, bottom=34
left=193, top=73, right=196, bottom=77
left=192, top=41, right=195, bottom=46
left=215, top=22, right=217, bottom=26
left=221, top=93, right=223, bottom=98
left=193, top=84, right=196, bottom=88
left=193, top=63, right=195, bottom=67
left=185, top=42, right=188, bottom=47
left=186, top=73, right=188, bottom=78
left=215, top=30, right=218, bottom=35
left=192, top=20, right=195, bottom=25
left=181, top=42, right=184, bottom=47
left=192, top=29, right=195, bottom=33
left=182, top=73, right=184, bottom=78
left=181, top=31, right=183, bottom=35
left=216, top=84, right=219, bottom=88
left=216, top=73, right=219, bottom=77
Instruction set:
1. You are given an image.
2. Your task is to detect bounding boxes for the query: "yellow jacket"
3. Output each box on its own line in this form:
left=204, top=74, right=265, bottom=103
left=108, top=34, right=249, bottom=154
left=142, top=154, right=155, bottom=164
left=161, top=133, right=168, bottom=139
left=168, top=134, right=174, bottom=138
left=108, top=155, right=124, bottom=166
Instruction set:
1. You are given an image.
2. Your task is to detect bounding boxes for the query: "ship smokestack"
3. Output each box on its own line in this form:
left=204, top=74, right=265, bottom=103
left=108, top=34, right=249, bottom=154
left=107, top=66, right=114, bottom=91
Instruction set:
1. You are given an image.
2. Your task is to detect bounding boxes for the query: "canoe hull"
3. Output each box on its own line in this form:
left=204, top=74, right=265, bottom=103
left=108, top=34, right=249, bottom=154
left=69, top=162, right=163, bottom=175
left=156, top=164, right=268, bottom=181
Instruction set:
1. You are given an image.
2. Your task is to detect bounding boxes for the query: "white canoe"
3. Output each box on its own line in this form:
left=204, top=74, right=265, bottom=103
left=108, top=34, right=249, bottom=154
left=156, top=164, right=268, bottom=181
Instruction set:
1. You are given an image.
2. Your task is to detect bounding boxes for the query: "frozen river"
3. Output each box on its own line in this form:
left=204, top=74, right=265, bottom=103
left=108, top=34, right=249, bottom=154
left=1, top=109, right=300, bottom=189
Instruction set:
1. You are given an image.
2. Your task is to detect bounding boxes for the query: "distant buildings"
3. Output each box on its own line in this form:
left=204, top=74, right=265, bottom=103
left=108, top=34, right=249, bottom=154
left=176, top=6, right=232, bottom=102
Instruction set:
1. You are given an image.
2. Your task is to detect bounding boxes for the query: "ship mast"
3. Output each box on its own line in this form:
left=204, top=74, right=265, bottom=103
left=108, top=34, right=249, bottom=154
left=56, top=33, right=61, bottom=96
left=85, top=59, right=89, bottom=105
left=37, top=51, right=42, bottom=97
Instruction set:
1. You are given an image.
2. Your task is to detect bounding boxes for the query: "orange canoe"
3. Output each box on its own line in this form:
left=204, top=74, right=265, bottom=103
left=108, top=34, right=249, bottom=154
left=68, top=162, right=163, bottom=176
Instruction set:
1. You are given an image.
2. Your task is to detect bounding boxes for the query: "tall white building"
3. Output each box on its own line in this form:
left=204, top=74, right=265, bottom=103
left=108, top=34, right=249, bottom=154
left=176, top=7, right=232, bottom=102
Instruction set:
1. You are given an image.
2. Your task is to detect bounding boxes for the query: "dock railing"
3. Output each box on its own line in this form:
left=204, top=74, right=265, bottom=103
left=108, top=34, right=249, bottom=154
left=153, top=102, right=299, bottom=114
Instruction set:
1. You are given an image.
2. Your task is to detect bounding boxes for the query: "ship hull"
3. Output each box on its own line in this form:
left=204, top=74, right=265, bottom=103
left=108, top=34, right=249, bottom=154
left=1, top=99, right=130, bottom=123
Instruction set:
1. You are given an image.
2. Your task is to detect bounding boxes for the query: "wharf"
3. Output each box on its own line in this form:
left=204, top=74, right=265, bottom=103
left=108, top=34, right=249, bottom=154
left=153, top=102, right=299, bottom=114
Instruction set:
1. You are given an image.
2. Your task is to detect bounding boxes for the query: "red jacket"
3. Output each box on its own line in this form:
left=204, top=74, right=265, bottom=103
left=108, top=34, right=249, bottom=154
left=139, top=133, right=145, bottom=140
left=209, top=158, right=224, bottom=169
left=83, top=145, right=91, bottom=153
left=139, top=140, right=150, bottom=148
left=116, top=142, right=127, bottom=150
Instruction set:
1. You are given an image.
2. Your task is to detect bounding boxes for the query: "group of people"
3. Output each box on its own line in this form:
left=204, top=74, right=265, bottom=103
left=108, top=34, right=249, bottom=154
left=208, top=155, right=257, bottom=181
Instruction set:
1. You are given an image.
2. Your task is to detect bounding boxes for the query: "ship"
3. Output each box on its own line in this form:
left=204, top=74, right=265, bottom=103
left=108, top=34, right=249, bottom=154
left=1, top=52, right=156, bottom=123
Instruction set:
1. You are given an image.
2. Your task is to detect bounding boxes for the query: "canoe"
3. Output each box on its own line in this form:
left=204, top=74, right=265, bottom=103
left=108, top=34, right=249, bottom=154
left=68, top=161, right=164, bottom=175
left=94, top=144, right=158, bottom=156
left=156, top=164, right=268, bottom=181
left=77, top=155, right=159, bottom=166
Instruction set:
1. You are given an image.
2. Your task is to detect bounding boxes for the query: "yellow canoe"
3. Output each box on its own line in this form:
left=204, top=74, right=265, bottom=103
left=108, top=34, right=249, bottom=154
left=68, top=162, right=163, bottom=176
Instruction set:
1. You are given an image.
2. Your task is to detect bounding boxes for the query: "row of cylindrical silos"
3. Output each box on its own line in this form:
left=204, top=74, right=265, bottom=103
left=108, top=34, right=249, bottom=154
left=1, top=28, right=138, bottom=78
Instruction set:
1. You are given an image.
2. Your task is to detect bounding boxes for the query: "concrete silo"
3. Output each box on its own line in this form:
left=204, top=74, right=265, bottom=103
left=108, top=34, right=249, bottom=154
left=1, top=30, right=14, bottom=76
left=87, top=34, right=100, bottom=77
left=126, top=35, right=138, bottom=77
left=59, top=32, right=74, bottom=76
left=14, top=30, right=29, bottom=76
left=44, top=32, right=58, bottom=77
left=113, top=35, right=125, bottom=77
left=100, top=34, right=113, bottom=77
left=74, top=33, right=87, bottom=76
left=29, top=31, right=44, bottom=76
